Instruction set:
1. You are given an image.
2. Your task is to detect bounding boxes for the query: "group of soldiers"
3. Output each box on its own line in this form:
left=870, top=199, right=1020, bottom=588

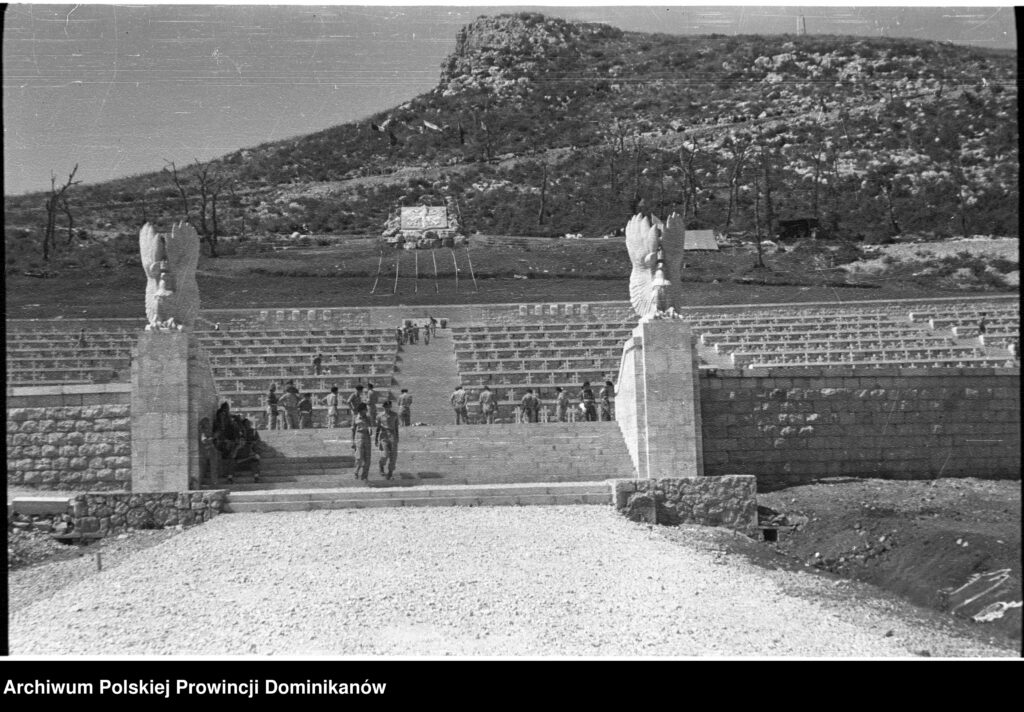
left=342, top=384, right=403, bottom=481
left=199, top=401, right=263, bottom=486
left=396, top=316, right=438, bottom=346
left=449, top=380, right=615, bottom=424
left=265, top=381, right=316, bottom=429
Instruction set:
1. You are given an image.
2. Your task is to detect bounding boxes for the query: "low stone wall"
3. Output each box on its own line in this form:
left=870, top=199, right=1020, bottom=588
left=612, top=475, right=757, bottom=534
left=700, top=367, right=1021, bottom=489
left=69, top=490, right=228, bottom=537
left=6, top=383, right=131, bottom=409
left=202, top=300, right=636, bottom=329
left=7, top=404, right=132, bottom=490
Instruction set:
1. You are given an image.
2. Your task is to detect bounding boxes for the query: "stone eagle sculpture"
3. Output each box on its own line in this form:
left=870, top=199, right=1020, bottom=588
left=139, top=221, right=200, bottom=331
left=625, top=212, right=688, bottom=319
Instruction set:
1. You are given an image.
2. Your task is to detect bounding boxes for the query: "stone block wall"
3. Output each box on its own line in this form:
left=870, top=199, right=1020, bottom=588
left=7, top=404, right=132, bottom=490
left=202, top=301, right=636, bottom=329
left=68, top=490, right=227, bottom=536
left=613, top=475, right=757, bottom=534
left=700, top=367, right=1021, bottom=488
left=615, top=335, right=644, bottom=476
left=614, top=320, right=703, bottom=479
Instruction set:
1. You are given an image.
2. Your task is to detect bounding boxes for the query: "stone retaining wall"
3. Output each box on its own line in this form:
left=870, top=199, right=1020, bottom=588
left=613, top=476, right=757, bottom=534
left=700, top=367, right=1021, bottom=489
left=7, top=404, right=132, bottom=490
left=202, top=301, right=636, bottom=329
left=69, top=490, right=228, bottom=536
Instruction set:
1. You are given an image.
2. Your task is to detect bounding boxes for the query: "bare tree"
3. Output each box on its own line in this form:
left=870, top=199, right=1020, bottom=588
left=537, top=161, right=549, bottom=227
left=42, top=164, right=79, bottom=261
left=164, top=160, right=191, bottom=219
left=629, top=133, right=645, bottom=215
left=752, top=180, right=766, bottom=268
left=759, top=144, right=776, bottom=241
left=723, top=136, right=750, bottom=230
left=163, top=159, right=231, bottom=256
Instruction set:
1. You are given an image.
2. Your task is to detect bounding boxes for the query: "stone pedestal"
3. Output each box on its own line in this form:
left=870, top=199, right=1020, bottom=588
left=615, top=318, right=703, bottom=479
left=130, top=331, right=218, bottom=492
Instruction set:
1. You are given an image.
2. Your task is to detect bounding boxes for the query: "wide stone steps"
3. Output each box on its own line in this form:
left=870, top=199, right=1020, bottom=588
left=223, top=481, right=613, bottom=512
left=251, top=421, right=634, bottom=486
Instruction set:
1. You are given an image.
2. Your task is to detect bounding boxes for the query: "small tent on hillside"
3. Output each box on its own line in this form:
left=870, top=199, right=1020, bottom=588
left=684, top=229, right=720, bottom=251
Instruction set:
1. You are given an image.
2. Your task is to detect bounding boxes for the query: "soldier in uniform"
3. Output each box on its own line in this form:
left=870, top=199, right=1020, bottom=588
left=478, top=385, right=497, bottom=424
left=599, top=380, right=616, bottom=421
left=346, top=384, right=364, bottom=427
left=351, top=403, right=372, bottom=481
left=555, top=386, right=570, bottom=422
left=397, top=388, right=413, bottom=426
left=579, top=381, right=597, bottom=422
left=450, top=384, right=469, bottom=424
left=325, top=386, right=340, bottom=429
left=374, top=400, right=401, bottom=480
left=520, top=389, right=540, bottom=423
left=365, top=382, right=380, bottom=423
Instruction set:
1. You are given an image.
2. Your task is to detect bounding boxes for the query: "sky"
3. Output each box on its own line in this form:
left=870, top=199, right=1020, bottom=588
left=3, top=3, right=1017, bottom=195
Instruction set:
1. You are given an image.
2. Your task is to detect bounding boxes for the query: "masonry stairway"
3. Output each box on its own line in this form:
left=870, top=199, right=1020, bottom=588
left=390, top=327, right=461, bottom=424
left=221, top=421, right=634, bottom=512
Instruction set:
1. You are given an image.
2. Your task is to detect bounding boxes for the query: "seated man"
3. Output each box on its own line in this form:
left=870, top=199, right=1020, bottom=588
left=232, top=417, right=262, bottom=484
left=213, top=412, right=241, bottom=484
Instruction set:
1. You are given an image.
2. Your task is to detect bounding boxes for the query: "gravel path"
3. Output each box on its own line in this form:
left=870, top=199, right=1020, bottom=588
left=8, top=506, right=1016, bottom=657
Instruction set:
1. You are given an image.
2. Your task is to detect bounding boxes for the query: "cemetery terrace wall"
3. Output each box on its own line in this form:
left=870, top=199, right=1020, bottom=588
left=7, top=385, right=132, bottom=491
left=699, top=367, right=1020, bottom=488
left=70, top=491, right=227, bottom=536
left=202, top=301, right=636, bottom=329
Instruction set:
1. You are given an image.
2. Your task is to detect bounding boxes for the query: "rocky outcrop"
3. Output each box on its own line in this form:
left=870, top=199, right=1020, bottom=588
left=438, top=13, right=621, bottom=98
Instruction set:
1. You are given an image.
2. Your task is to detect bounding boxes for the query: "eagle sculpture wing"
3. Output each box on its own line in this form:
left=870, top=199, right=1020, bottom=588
left=164, top=221, right=201, bottom=330
left=140, top=222, right=162, bottom=327
left=660, top=212, right=687, bottom=311
left=139, top=221, right=200, bottom=330
left=625, top=214, right=661, bottom=319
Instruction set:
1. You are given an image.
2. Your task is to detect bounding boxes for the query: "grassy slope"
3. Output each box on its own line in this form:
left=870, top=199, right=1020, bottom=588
left=7, top=240, right=1015, bottom=320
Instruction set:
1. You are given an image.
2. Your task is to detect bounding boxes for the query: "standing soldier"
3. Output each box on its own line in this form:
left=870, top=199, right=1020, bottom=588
left=366, top=382, right=379, bottom=423
left=326, top=386, right=340, bottom=428
left=521, top=389, right=540, bottom=423
left=312, top=353, right=323, bottom=376
left=599, top=380, right=616, bottom=421
left=297, top=392, right=314, bottom=428
left=351, top=403, right=372, bottom=481
left=478, top=385, right=497, bottom=424
left=266, top=384, right=280, bottom=430
left=346, top=384, right=364, bottom=427
left=278, top=387, right=300, bottom=430
left=579, top=381, right=597, bottom=422
left=450, top=384, right=469, bottom=424
left=397, top=388, right=413, bottom=426
left=555, top=386, right=570, bottom=422
left=374, top=400, right=401, bottom=480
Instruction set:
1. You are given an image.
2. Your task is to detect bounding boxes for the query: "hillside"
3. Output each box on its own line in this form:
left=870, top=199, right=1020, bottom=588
left=4, top=12, right=1018, bottom=270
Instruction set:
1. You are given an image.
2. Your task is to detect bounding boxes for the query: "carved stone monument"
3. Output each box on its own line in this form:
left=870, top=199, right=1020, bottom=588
left=617, top=213, right=703, bottom=479
left=131, top=222, right=217, bottom=492
left=626, top=212, right=688, bottom=319
left=140, top=221, right=201, bottom=331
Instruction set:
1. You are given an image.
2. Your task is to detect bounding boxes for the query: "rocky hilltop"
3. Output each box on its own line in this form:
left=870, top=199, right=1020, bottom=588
left=439, top=13, right=620, bottom=97
left=4, top=13, right=1018, bottom=256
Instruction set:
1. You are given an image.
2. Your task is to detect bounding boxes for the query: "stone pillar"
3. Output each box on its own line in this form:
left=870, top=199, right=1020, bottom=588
left=615, top=319, right=703, bottom=479
left=615, top=335, right=648, bottom=478
left=638, top=318, right=703, bottom=478
left=130, top=331, right=218, bottom=492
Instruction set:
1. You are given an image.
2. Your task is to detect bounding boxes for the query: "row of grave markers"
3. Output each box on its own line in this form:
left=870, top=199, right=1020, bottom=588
left=240, top=304, right=594, bottom=324
left=517, top=303, right=591, bottom=317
